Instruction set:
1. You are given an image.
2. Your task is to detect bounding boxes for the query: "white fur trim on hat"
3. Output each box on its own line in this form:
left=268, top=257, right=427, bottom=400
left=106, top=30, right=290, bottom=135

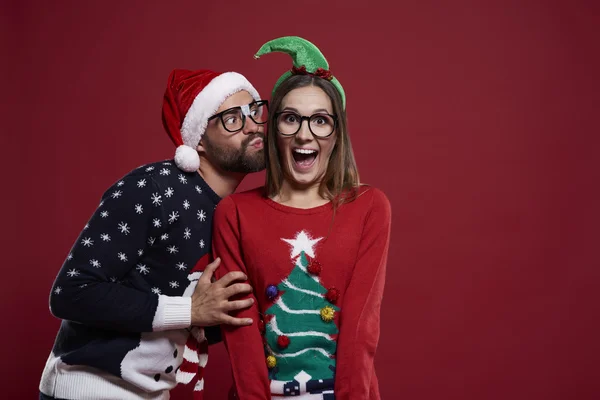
left=175, top=145, right=200, bottom=172
left=176, top=72, right=260, bottom=171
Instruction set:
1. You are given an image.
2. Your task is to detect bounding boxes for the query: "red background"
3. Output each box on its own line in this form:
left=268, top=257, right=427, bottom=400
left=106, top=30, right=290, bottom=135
left=3, top=1, right=599, bottom=398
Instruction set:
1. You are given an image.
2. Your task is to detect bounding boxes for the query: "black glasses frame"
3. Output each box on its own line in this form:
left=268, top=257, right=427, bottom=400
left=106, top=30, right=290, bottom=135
left=274, top=111, right=338, bottom=138
left=207, top=100, right=269, bottom=133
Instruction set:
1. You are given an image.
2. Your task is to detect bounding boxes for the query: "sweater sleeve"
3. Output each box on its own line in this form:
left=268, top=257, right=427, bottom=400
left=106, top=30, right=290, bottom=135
left=49, top=175, right=191, bottom=333
left=212, top=196, right=271, bottom=399
left=335, top=189, right=391, bottom=399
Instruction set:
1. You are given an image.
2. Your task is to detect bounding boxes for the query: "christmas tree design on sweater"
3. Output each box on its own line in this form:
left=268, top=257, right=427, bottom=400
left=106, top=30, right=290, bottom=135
left=263, top=231, right=340, bottom=397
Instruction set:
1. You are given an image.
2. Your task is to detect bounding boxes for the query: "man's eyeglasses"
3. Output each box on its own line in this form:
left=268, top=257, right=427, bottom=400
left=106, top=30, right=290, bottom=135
left=275, top=111, right=337, bottom=138
left=208, top=100, right=269, bottom=133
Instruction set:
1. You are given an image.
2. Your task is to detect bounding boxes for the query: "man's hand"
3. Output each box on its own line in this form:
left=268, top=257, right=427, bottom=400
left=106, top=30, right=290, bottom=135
left=191, top=258, right=254, bottom=327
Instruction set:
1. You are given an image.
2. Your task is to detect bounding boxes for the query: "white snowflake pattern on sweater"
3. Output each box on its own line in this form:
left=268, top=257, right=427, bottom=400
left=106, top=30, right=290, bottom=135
left=41, top=161, right=220, bottom=399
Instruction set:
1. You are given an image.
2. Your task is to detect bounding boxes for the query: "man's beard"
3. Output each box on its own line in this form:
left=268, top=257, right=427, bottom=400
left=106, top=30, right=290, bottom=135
left=202, top=132, right=266, bottom=173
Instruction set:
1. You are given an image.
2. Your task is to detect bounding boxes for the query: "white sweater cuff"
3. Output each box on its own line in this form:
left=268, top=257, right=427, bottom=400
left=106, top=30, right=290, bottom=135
left=152, top=295, right=191, bottom=331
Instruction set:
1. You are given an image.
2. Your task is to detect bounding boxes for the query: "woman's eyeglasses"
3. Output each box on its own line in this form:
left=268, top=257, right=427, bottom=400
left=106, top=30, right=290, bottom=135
left=275, top=111, right=337, bottom=138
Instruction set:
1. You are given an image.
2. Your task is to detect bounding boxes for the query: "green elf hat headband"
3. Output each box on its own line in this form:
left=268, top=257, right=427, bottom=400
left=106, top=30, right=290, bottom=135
left=254, top=36, right=346, bottom=109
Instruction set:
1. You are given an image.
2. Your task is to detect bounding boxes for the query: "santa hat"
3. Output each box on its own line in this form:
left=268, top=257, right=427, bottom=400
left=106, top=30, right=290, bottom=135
left=162, top=69, right=261, bottom=172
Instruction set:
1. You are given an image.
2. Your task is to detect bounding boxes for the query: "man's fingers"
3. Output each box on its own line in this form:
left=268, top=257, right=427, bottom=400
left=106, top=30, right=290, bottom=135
left=224, top=298, right=255, bottom=312
left=198, top=258, right=221, bottom=284
left=223, top=283, right=253, bottom=299
left=220, top=314, right=253, bottom=326
left=214, top=271, right=247, bottom=288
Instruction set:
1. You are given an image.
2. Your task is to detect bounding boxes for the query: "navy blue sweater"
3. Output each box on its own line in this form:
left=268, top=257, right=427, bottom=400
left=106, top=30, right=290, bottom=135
left=40, top=160, right=220, bottom=399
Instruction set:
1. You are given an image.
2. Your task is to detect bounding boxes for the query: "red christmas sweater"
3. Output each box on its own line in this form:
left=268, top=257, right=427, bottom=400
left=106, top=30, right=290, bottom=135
left=212, top=186, right=391, bottom=400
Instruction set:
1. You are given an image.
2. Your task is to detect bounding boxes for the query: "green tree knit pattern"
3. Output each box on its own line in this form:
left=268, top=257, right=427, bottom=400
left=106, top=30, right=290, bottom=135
left=264, top=250, right=340, bottom=382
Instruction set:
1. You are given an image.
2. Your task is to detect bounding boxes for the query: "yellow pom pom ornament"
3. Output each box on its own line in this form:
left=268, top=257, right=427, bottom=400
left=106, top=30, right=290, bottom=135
left=320, top=306, right=335, bottom=322
left=266, top=355, right=277, bottom=368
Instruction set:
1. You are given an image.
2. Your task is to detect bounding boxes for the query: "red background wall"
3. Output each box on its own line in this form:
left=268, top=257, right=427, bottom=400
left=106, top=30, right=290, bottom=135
left=2, top=1, right=599, bottom=398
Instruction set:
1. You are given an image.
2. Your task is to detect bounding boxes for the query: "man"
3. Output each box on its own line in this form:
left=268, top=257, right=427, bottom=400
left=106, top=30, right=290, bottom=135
left=39, top=69, right=268, bottom=399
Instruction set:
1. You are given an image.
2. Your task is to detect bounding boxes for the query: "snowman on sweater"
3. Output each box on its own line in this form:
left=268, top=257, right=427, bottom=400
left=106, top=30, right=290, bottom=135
left=120, top=255, right=209, bottom=396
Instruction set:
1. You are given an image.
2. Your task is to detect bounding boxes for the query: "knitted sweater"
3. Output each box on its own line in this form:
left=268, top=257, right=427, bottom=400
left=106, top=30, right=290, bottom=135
left=39, top=160, right=219, bottom=400
left=212, top=187, right=391, bottom=400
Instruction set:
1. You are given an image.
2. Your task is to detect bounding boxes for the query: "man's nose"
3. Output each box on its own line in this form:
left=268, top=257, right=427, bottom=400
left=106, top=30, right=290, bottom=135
left=242, top=116, right=259, bottom=135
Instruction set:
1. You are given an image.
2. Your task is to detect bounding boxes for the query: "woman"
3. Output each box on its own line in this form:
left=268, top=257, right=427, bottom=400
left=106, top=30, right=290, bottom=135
left=212, top=36, right=391, bottom=399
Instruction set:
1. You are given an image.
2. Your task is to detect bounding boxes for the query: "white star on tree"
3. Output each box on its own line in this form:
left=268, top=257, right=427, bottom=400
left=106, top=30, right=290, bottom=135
left=160, top=168, right=170, bottom=176
left=100, top=233, right=111, bottom=242
left=136, top=264, right=149, bottom=274
left=151, top=287, right=161, bottom=295
left=282, top=230, right=323, bottom=259
left=117, top=252, right=128, bottom=262
left=183, top=228, right=191, bottom=239
left=137, top=179, right=147, bottom=188
left=169, top=281, right=179, bottom=288
left=112, top=190, right=122, bottom=199
left=89, top=259, right=101, bottom=268
left=178, top=174, right=187, bottom=184
left=167, top=245, right=178, bottom=254
left=67, top=253, right=73, bottom=261
left=168, top=211, right=179, bottom=224
left=109, top=276, right=118, bottom=283
left=197, top=210, right=206, bottom=221
left=148, top=237, right=156, bottom=246
left=153, top=218, right=161, bottom=228
left=175, top=262, right=187, bottom=271
left=67, top=268, right=80, bottom=277
left=183, top=200, right=190, bottom=210
left=195, top=185, right=202, bottom=194
left=84, top=223, right=89, bottom=230
left=137, top=249, right=143, bottom=256
left=163, top=161, right=172, bottom=166
left=161, top=233, right=169, bottom=241
left=199, top=239, right=205, bottom=248
left=134, top=204, right=143, bottom=214
left=81, top=237, right=93, bottom=247
left=118, top=222, right=130, bottom=235
left=145, top=166, right=155, bottom=172
left=165, top=187, right=175, bottom=198
left=117, top=180, right=125, bottom=187
left=100, top=211, right=109, bottom=218
left=54, top=286, right=62, bottom=295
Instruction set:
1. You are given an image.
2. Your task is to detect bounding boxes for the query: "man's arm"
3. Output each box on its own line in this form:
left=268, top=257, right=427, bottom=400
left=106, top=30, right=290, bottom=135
left=49, top=176, right=190, bottom=332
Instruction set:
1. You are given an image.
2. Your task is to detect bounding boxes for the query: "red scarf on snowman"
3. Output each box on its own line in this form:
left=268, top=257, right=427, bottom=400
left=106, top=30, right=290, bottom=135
left=175, top=255, right=211, bottom=398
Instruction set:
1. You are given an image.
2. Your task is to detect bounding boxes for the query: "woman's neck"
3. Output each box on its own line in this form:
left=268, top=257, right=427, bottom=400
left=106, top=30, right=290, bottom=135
left=273, top=180, right=330, bottom=209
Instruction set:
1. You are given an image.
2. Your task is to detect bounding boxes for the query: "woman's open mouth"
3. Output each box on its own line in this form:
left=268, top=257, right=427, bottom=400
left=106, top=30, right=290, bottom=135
left=292, top=148, right=318, bottom=171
